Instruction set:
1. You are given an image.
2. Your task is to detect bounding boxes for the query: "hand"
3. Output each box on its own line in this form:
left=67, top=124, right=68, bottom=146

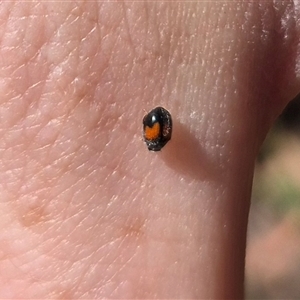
left=0, top=2, right=299, bottom=298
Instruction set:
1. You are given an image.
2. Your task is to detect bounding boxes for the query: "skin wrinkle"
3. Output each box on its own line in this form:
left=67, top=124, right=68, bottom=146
left=23, top=13, right=46, bottom=64
left=3, top=4, right=48, bottom=93
left=126, top=4, right=168, bottom=104
left=40, top=219, right=88, bottom=261
left=71, top=263, right=94, bottom=298
left=264, top=2, right=298, bottom=96
left=70, top=241, right=132, bottom=298
left=224, top=1, right=298, bottom=152
left=294, top=1, right=300, bottom=78
left=105, top=253, right=138, bottom=297
left=122, top=2, right=137, bottom=58
left=9, top=0, right=122, bottom=231
left=0, top=3, right=14, bottom=43
left=0, top=1, right=299, bottom=298
left=24, top=245, right=79, bottom=286
left=15, top=147, right=85, bottom=224
left=28, top=162, right=145, bottom=276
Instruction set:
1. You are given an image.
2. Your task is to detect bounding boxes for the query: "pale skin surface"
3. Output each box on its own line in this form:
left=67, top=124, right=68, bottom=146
left=0, top=1, right=300, bottom=299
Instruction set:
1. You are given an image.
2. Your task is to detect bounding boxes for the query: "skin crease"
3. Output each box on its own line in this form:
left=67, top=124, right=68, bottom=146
left=0, top=1, right=299, bottom=299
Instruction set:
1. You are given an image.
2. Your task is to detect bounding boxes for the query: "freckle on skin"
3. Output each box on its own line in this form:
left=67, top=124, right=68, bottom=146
left=20, top=204, right=47, bottom=227
left=53, top=289, right=74, bottom=300
left=121, top=217, right=146, bottom=240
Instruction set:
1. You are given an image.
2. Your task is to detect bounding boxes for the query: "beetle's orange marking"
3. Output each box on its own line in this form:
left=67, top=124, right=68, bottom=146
left=145, top=122, right=160, bottom=140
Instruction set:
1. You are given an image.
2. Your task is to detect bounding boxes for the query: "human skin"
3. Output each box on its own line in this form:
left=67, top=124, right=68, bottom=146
left=0, top=1, right=299, bottom=299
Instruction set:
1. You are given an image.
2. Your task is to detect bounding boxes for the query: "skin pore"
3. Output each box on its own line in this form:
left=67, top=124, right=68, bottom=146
left=0, top=1, right=299, bottom=298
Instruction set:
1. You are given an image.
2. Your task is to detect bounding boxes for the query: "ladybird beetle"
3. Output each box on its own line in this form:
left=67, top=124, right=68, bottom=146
left=143, top=106, right=172, bottom=151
